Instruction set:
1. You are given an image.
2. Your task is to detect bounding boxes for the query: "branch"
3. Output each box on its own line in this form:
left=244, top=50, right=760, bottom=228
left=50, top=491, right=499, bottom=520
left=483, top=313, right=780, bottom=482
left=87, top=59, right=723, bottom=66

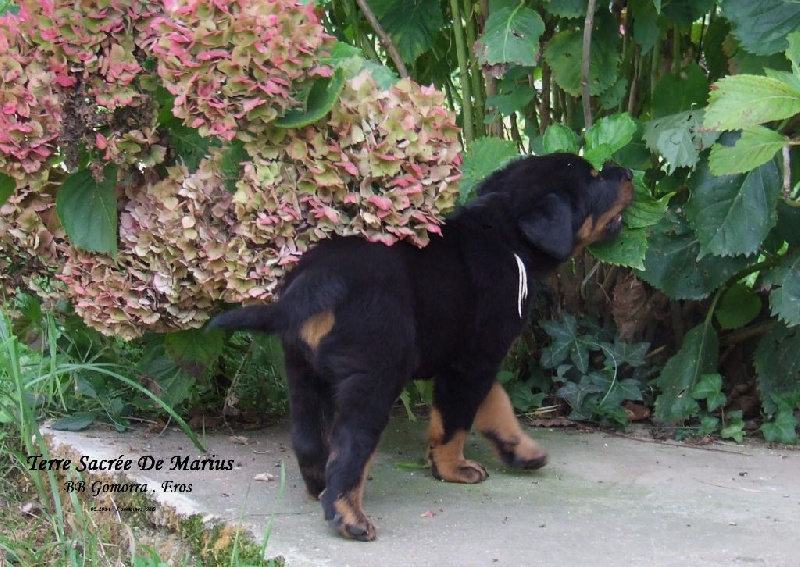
left=581, top=0, right=597, bottom=131
left=354, top=0, right=409, bottom=78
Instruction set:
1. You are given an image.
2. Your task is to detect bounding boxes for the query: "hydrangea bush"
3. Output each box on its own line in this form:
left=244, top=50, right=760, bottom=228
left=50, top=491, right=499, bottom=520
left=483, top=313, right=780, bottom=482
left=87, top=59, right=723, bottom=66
left=0, top=0, right=461, bottom=339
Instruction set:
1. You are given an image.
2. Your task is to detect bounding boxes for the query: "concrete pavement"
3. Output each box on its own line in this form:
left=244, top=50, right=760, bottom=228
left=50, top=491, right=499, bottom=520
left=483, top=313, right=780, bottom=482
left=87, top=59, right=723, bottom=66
left=43, top=419, right=800, bottom=566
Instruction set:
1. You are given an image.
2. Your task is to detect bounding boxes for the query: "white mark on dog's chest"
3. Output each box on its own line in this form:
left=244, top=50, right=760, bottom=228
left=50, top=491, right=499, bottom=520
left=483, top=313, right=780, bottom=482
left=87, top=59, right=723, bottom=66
left=514, top=253, right=528, bottom=318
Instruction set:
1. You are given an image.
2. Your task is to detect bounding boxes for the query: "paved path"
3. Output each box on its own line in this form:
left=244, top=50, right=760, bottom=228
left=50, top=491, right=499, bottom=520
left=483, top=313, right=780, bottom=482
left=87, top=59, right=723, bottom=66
left=44, top=419, right=800, bottom=566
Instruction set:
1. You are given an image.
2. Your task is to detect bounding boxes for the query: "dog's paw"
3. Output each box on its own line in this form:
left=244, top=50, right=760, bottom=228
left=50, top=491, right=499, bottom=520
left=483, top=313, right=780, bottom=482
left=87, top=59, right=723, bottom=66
left=328, top=511, right=376, bottom=542
left=507, top=436, right=548, bottom=470
left=431, top=458, right=489, bottom=484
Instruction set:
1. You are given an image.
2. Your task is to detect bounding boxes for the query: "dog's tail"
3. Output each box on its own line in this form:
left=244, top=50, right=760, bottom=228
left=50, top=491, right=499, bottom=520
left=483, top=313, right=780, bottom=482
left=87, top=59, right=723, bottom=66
left=206, top=304, right=288, bottom=335
left=207, top=271, right=347, bottom=336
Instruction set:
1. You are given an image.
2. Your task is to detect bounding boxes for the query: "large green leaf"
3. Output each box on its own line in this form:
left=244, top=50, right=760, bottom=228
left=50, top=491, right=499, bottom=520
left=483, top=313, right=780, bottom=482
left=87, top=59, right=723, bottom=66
left=642, top=110, right=719, bottom=173
left=776, top=200, right=800, bottom=246
left=654, top=322, right=719, bottom=424
left=651, top=64, right=709, bottom=118
left=709, top=126, right=786, bottom=176
left=274, top=68, right=346, bottom=129
left=624, top=181, right=672, bottom=229
left=0, top=173, right=14, bottom=206
left=769, top=255, right=800, bottom=327
left=637, top=214, right=750, bottom=300
left=629, top=0, right=658, bottom=55
left=583, top=113, right=637, bottom=168
left=475, top=3, right=545, bottom=67
left=165, top=328, right=225, bottom=367
left=543, top=19, right=620, bottom=97
left=715, top=283, right=762, bottom=330
left=720, top=0, right=800, bottom=56
left=543, top=0, right=589, bottom=19
left=367, top=0, right=444, bottom=63
left=56, top=165, right=118, bottom=256
left=542, top=123, right=580, bottom=154
left=589, top=227, right=647, bottom=270
left=685, top=157, right=781, bottom=258
left=459, top=137, right=518, bottom=201
left=704, top=74, right=800, bottom=131
left=754, top=323, right=800, bottom=414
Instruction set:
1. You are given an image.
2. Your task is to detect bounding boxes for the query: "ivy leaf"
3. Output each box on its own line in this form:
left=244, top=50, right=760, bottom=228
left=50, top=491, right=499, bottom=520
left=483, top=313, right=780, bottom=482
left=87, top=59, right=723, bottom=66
left=768, top=255, right=800, bottom=326
left=367, top=0, right=444, bottom=63
left=540, top=314, right=594, bottom=373
left=709, top=126, right=786, bottom=176
left=760, top=410, right=799, bottom=445
left=56, top=165, right=118, bottom=257
left=475, top=3, right=545, bottom=67
left=704, top=74, right=800, bottom=131
left=589, top=227, right=647, bottom=270
left=275, top=68, right=346, bottom=129
left=654, top=323, right=719, bottom=424
left=685, top=157, right=781, bottom=258
left=542, top=123, right=580, bottom=154
left=459, top=137, right=518, bottom=201
left=720, top=411, right=745, bottom=443
left=642, top=110, right=719, bottom=173
left=583, top=113, right=638, bottom=169
left=692, top=373, right=726, bottom=412
left=0, top=173, right=14, bottom=206
left=715, top=283, right=762, bottom=331
left=754, top=323, right=800, bottom=415
left=720, top=0, right=800, bottom=56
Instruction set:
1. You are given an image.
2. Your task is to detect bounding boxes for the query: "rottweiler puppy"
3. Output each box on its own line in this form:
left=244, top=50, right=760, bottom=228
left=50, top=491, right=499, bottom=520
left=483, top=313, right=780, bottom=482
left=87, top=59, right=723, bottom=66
left=209, top=153, right=634, bottom=541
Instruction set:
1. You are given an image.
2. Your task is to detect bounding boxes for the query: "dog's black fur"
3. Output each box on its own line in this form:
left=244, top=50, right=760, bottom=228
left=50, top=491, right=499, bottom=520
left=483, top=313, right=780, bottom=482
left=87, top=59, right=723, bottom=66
left=209, top=153, right=634, bottom=541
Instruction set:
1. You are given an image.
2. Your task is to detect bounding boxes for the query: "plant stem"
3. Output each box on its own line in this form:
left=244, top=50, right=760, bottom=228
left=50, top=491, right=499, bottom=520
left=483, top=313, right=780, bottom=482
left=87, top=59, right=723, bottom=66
left=354, top=0, right=409, bottom=77
left=581, top=0, right=598, bottom=130
left=450, top=0, right=474, bottom=144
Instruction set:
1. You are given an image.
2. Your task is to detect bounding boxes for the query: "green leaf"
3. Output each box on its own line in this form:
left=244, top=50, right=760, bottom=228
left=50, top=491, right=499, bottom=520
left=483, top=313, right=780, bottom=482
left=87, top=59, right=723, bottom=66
left=368, top=0, right=444, bottom=63
left=544, top=19, right=620, bottom=97
left=485, top=87, right=535, bottom=120
left=219, top=139, right=248, bottom=193
left=56, top=165, right=118, bottom=256
left=165, top=328, right=225, bottom=367
left=715, top=283, right=762, bottom=330
left=542, top=123, right=580, bottom=154
left=275, top=68, right=346, bottom=129
left=776, top=200, right=800, bottom=246
left=720, top=0, right=800, bottom=56
left=720, top=411, right=745, bottom=443
left=638, top=214, right=750, bottom=300
left=459, top=137, right=518, bottom=201
left=475, top=4, right=545, bottom=67
left=709, top=126, right=786, bottom=176
left=624, top=182, right=673, bottom=229
left=787, top=31, right=800, bottom=74
left=704, top=74, right=800, bottom=131
left=630, top=0, right=658, bottom=55
left=540, top=314, right=594, bottom=373
left=754, top=323, right=800, bottom=415
left=652, top=64, right=709, bottom=118
left=49, top=412, right=97, bottom=431
left=588, top=227, right=647, bottom=270
left=692, top=373, right=726, bottom=412
left=167, top=123, right=214, bottom=172
left=543, top=0, right=588, bottom=19
left=654, top=322, right=719, bottom=424
left=685, top=157, right=781, bottom=258
left=642, top=110, right=719, bottom=173
left=768, top=255, right=800, bottom=326
left=583, top=113, right=638, bottom=168
left=760, top=410, right=799, bottom=444
left=0, top=173, right=14, bottom=206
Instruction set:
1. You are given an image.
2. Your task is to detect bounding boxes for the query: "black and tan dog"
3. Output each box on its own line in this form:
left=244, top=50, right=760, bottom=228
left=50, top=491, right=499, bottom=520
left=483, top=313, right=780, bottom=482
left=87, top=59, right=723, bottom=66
left=209, top=153, right=634, bottom=541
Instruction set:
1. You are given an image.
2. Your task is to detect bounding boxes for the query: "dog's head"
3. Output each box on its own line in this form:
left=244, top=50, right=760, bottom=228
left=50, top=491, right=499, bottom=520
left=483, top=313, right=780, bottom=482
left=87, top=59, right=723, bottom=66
left=476, top=153, right=635, bottom=261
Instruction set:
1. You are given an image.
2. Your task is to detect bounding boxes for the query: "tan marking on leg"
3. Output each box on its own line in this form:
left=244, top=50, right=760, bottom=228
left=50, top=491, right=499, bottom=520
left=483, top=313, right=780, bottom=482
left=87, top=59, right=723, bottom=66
left=474, top=382, right=548, bottom=470
left=427, top=408, right=488, bottom=483
left=331, top=452, right=376, bottom=541
left=299, top=310, right=335, bottom=350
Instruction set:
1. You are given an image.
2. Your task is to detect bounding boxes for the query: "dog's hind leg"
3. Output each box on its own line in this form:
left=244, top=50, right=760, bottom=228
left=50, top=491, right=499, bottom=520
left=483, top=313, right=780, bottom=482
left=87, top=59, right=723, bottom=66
left=474, top=381, right=548, bottom=470
left=320, top=369, right=405, bottom=542
left=285, top=347, right=334, bottom=499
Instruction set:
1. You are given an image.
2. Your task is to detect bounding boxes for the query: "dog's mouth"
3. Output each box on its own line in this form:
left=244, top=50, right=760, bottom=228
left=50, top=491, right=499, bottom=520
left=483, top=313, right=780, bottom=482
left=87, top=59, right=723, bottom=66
left=603, top=213, right=625, bottom=238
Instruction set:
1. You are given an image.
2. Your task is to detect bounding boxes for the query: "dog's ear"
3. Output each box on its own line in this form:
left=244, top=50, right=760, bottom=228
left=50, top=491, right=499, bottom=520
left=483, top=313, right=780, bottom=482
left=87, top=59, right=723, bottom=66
left=518, top=193, right=574, bottom=261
